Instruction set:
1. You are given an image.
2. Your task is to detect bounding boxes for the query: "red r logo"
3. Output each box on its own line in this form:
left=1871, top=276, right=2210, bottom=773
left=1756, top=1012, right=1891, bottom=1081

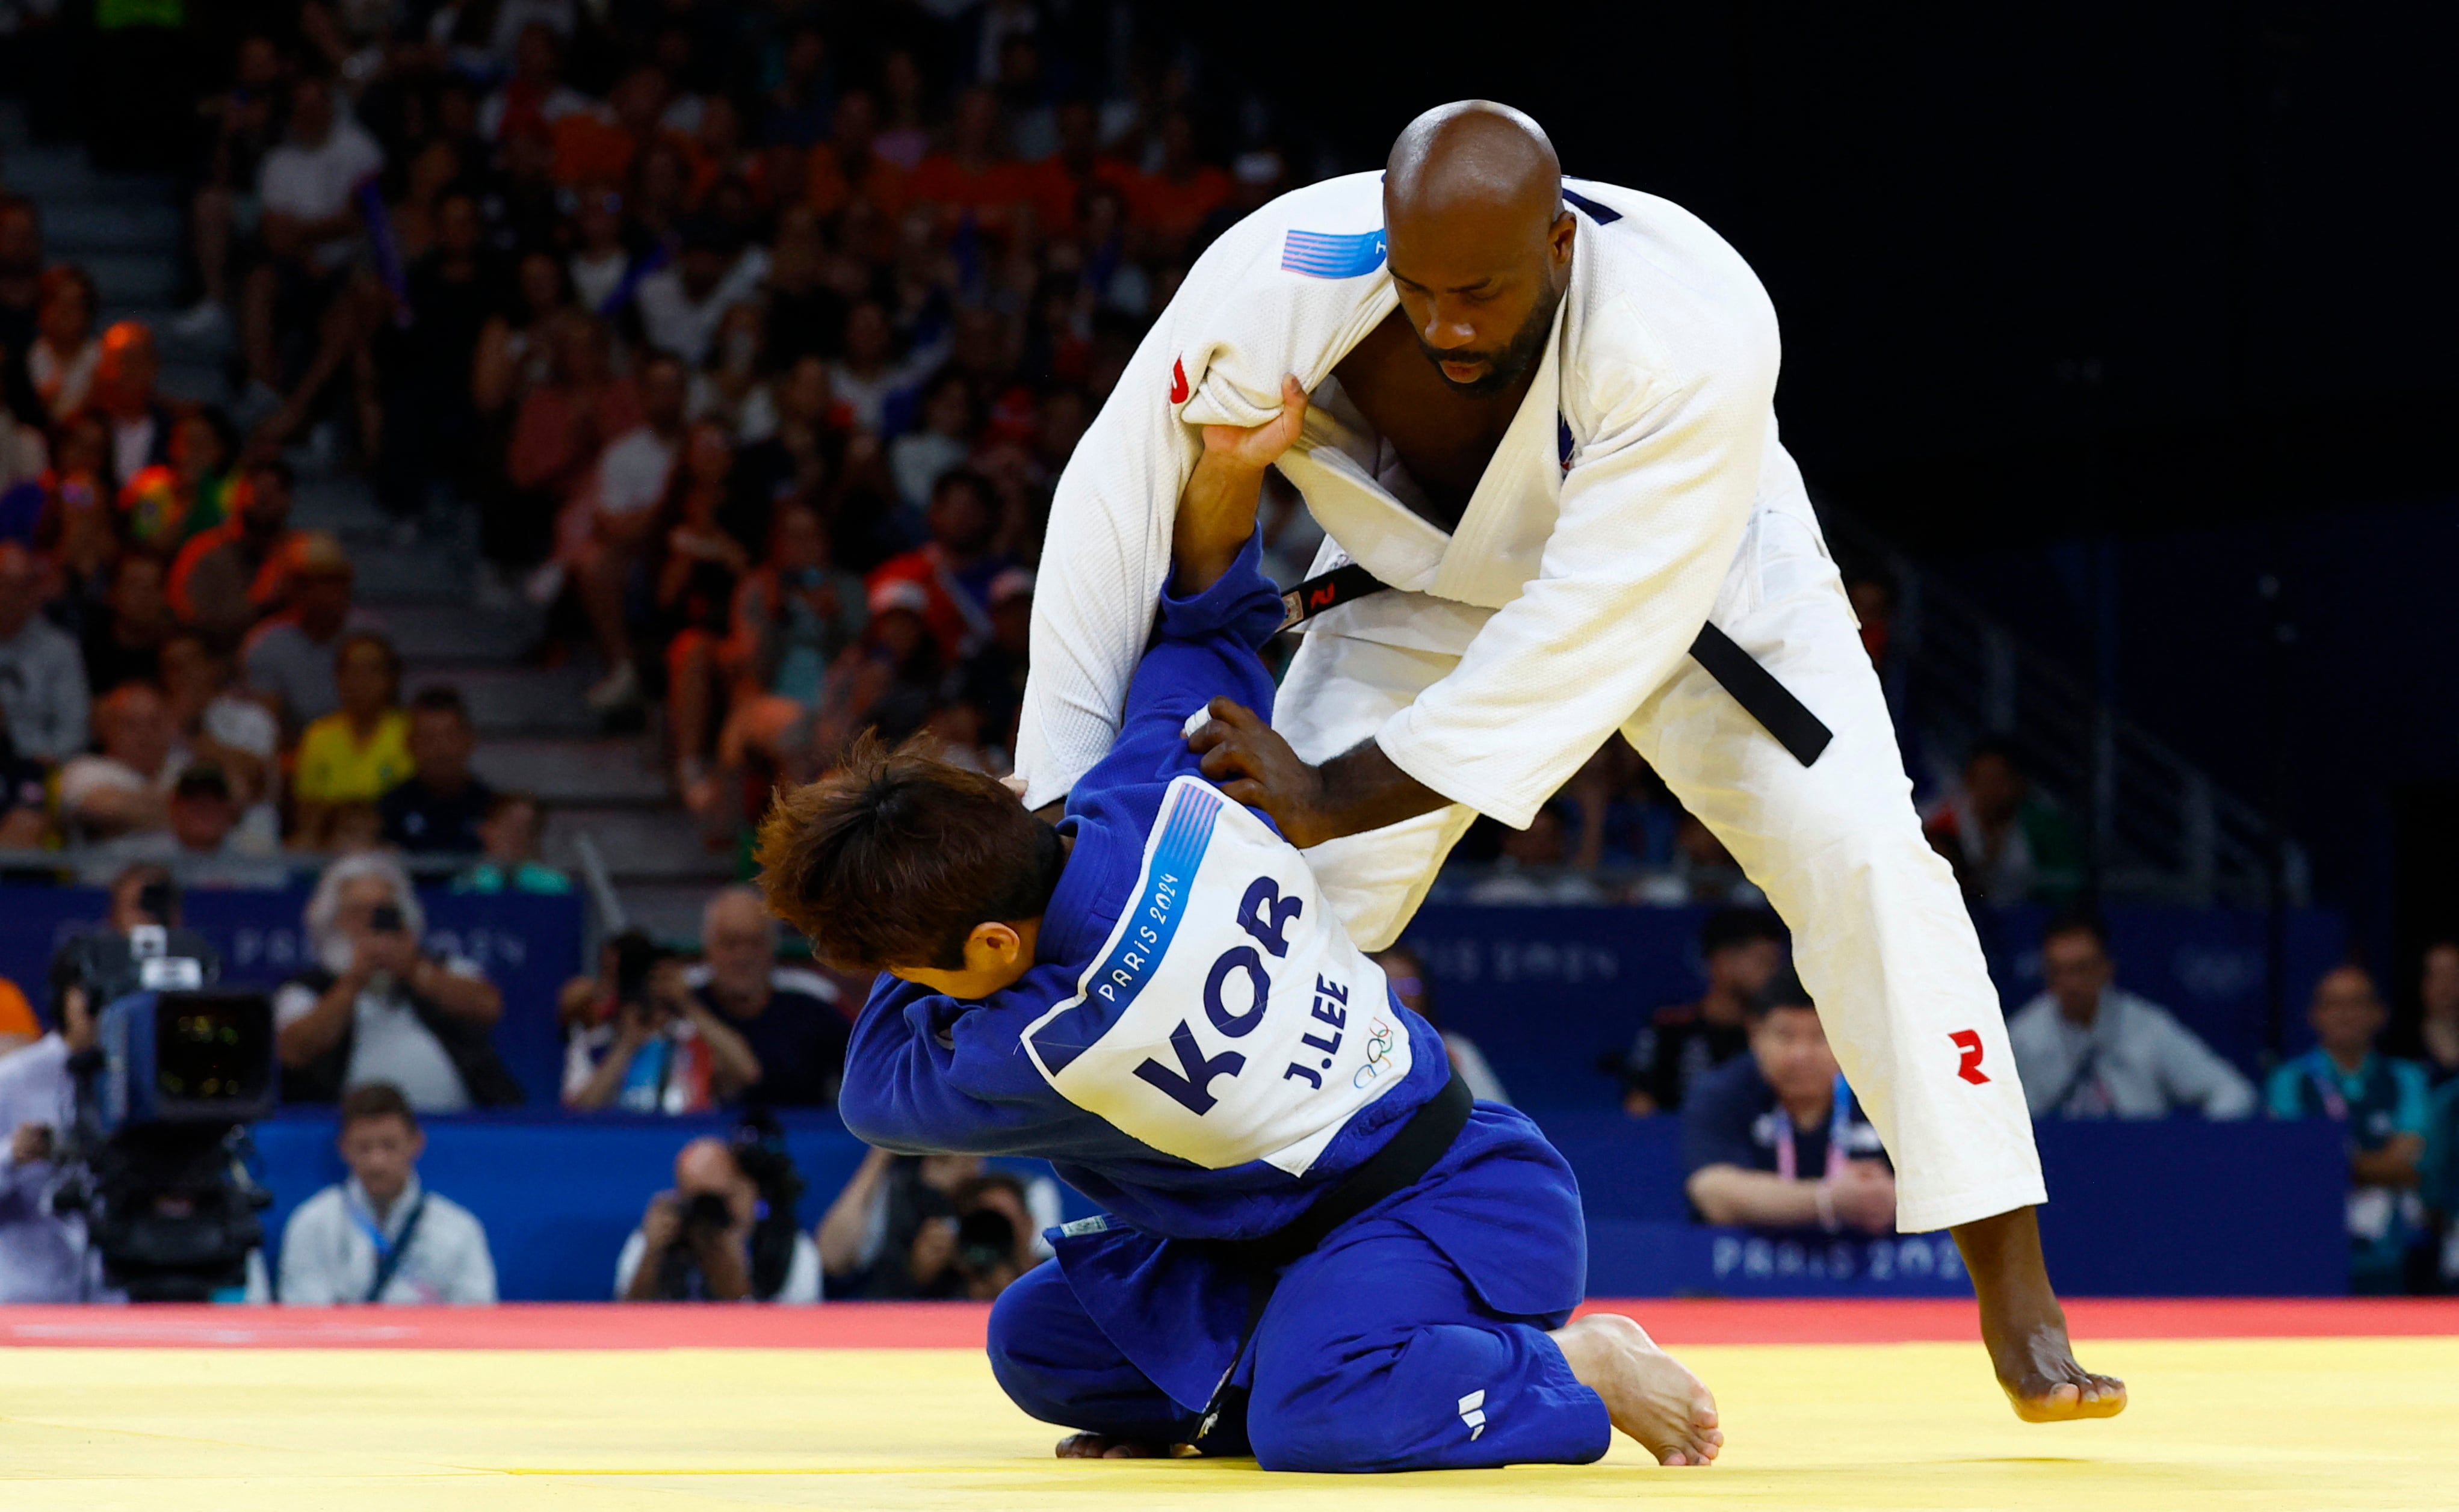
left=1949, top=1029, right=1990, bottom=1085
left=1168, top=356, right=1190, bottom=405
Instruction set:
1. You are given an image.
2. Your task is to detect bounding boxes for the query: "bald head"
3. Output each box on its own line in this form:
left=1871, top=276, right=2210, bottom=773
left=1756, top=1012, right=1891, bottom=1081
left=1381, top=102, right=1574, bottom=397
left=1387, top=101, right=1562, bottom=227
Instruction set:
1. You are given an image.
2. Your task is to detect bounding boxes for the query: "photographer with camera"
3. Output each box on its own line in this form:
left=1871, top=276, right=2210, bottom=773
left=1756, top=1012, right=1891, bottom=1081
left=275, top=854, right=520, bottom=1111
left=562, top=931, right=762, bottom=1114
left=614, top=1127, right=820, bottom=1303
left=0, top=949, right=104, bottom=1300
left=271, top=1082, right=496, bottom=1304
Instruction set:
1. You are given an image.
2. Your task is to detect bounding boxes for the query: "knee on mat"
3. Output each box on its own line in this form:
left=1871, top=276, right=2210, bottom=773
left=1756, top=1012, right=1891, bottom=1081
left=983, top=1266, right=1072, bottom=1418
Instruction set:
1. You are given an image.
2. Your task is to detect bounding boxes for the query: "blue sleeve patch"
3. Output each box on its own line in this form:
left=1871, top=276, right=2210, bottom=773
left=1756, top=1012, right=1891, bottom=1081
left=1281, top=227, right=1388, bottom=279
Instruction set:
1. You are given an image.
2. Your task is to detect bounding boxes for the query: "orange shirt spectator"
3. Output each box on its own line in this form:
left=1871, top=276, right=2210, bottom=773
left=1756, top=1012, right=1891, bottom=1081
left=0, top=977, right=39, bottom=1055
left=909, top=87, right=1028, bottom=236
left=1127, top=162, right=1233, bottom=247
left=909, top=155, right=1028, bottom=235
left=806, top=144, right=911, bottom=222
left=1017, top=153, right=1137, bottom=238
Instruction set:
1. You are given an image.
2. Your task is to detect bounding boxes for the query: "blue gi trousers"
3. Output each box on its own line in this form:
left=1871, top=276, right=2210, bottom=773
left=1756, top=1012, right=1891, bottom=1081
left=988, top=1211, right=1612, bottom=1473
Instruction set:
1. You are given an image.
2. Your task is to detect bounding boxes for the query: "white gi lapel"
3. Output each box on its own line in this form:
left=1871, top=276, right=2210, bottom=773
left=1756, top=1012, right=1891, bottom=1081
left=1429, top=296, right=1569, bottom=609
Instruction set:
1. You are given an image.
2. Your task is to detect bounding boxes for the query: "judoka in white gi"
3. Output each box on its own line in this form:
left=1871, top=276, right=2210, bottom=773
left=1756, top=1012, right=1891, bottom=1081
left=1017, top=102, right=2125, bottom=1421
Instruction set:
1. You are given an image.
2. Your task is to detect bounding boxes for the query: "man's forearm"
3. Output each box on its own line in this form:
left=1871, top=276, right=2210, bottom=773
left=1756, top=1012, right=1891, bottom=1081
left=1311, top=738, right=1450, bottom=843
left=1169, top=453, right=1264, bottom=594
left=1685, top=1166, right=1825, bottom=1228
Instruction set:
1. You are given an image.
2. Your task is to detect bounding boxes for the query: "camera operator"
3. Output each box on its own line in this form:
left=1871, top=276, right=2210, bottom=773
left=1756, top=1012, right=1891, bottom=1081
left=614, top=1133, right=820, bottom=1303
left=0, top=958, right=102, bottom=1300
left=275, top=854, right=520, bottom=1111
left=562, top=931, right=761, bottom=1114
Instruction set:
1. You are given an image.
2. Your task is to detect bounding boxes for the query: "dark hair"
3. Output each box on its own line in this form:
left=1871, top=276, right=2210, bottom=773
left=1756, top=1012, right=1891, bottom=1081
left=930, top=466, right=993, bottom=509
left=754, top=732, right=1062, bottom=971
left=338, top=1081, right=418, bottom=1133
left=173, top=764, right=232, bottom=802
left=408, top=684, right=471, bottom=721
left=487, top=789, right=542, bottom=821
left=2041, top=908, right=2109, bottom=954
left=1701, top=906, right=1786, bottom=959
left=1749, top=967, right=1817, bottom=1019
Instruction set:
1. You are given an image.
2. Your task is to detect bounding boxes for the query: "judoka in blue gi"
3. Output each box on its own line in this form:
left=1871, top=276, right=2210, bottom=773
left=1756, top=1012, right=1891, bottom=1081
left=753, top=398, right=1722, bottom=1473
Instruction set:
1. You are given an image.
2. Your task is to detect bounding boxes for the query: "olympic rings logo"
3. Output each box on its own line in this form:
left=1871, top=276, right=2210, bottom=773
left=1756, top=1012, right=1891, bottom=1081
left=1351, top=1017, right=1397, bottom=1088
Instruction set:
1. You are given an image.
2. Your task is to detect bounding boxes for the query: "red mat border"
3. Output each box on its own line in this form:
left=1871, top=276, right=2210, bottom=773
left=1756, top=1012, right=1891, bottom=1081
left=0, top=1298, right=2452, bottom=1351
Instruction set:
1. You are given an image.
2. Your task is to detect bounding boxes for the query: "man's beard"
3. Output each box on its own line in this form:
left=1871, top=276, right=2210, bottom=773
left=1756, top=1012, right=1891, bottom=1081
left=1414, top=282, right=1562, bottom=398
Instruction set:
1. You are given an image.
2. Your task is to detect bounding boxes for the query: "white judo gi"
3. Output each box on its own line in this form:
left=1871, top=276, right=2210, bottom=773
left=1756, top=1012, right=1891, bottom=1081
left=1016, top=171, right=2043, bottom=1233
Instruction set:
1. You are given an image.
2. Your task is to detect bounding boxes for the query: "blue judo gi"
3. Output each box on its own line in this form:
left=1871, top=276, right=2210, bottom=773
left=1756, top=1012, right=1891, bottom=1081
left=837, top=533, right=1609, bottom=1472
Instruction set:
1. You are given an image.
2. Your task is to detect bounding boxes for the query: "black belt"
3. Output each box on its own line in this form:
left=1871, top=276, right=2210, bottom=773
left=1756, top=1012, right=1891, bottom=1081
left=1194, top=1070, right=1474, bottom=1442
left=1278, top=563, right=1834, bottom=767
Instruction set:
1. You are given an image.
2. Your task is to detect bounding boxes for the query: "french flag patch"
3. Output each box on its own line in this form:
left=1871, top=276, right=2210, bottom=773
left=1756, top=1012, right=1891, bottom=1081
left=1281, top=227, right=1387, bottom=279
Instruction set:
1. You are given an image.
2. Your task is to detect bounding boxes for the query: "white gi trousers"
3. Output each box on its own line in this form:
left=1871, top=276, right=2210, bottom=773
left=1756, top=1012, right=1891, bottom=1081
left=1275, top=496, right=2046, bottom=1235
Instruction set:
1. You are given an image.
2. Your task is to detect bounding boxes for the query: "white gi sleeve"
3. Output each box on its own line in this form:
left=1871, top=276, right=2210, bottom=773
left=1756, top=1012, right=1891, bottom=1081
left=1376, top=311, right=1778, bottom=828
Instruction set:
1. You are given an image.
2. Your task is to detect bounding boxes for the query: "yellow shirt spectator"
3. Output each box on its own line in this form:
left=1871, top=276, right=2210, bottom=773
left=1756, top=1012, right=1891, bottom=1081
left=293, top=709, right=415, bottom=805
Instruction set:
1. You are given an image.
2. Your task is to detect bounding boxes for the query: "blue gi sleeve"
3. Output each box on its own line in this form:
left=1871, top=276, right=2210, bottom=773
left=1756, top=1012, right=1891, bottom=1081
left=1067, top=530, right=1285, bottom=803
left=836, top=972, right=1087, bottom=1158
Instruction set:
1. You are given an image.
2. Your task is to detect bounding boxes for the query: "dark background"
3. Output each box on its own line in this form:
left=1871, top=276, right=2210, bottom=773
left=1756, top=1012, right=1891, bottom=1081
left=1214, top=1, right=2459, bottom=1003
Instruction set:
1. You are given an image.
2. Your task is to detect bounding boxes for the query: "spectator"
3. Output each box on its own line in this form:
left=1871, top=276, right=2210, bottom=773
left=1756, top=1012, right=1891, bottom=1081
left=0, top=951, right=104, bottom=1299
left=571, top=351, right=689, bottom=712
left=828, top=298, right=947, bottom=436
left=1464, top=804, right=1607, bottom=905
left=799, top=91, right=908, bottom=235
left=504, top=312, right=640, bottom=581
left=817, top=1147, right=1059, bottom=1300
left=616, top=1133, right=821, bottom=1303
left=951, top=565, right=1032, bottom=751
left=636, top=217, right=770, bottom=369
left=0, top=704, right=49, bottom=850
left=293, top=632, right=413, bottom=845
left=2266, top=966, right=2432, bottom=1294
left=1682, top=972, right=1896, bottom=1236
left=685, top=886, right=850, bottom=1108
left=158, top=630, right=280, bottom=837
left=798, top=578, right=943, bottom=763
left=2408, top=940, right=2459, bottom=1085
left=0, top=967, right=38, bottom=1060
left=58, top=681, right=184, bottom=845
left=0, top=539, right=89, bottom=761
left=2007, top=913, right=2257, bottom=1120
left=675, top=501, right=865, bottom=810
left=170, top=457, right=300, bottom=645
left=1924, top=739, right=2083, bottom=906
left=91, top=322, right=175, bottom=486
left=271, top=1082, right=498, bottom=1304
left=379, top=687, right=494, bottom=854
left=888, top=369, right=977, bottom=517
left=563, top=931, right=759, bottom=1113
left=241, top=531, right=364, bottom=739
left=88, top=765, right=283, bottom=888
left=1622, top=908, right=1789, bottom=1117
left=867, top=469, right=1009, bottom=665
left=453, top=792, right=572, bottom=895
left=80, top=551, right=175, bottom=697
left=27, top=264, right=99, bottom=420
left=0, top=350, right=45, bottom=504
left=275, top=853, right=518, bottom=1112
left=243, top=76, right=382, bottom=407
left=173, top=33, right=286, bottom=339
left=1376, top=944, right=1510, bottom=1104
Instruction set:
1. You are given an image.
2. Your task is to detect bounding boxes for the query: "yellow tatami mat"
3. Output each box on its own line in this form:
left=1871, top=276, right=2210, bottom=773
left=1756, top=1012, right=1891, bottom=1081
left=5, top=1336, right=2455, bottom=1510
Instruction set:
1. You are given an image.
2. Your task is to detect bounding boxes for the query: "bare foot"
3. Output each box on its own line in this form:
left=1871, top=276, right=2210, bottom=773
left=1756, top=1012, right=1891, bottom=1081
left=1053, top=1433, right=1193, bottom=1458
left=1981, top=1309, right=2129, bottom=1423
left=1952, top=1207, right=2127, bottom=1423
left=1548, top=1313, right=1723, bottom=1466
